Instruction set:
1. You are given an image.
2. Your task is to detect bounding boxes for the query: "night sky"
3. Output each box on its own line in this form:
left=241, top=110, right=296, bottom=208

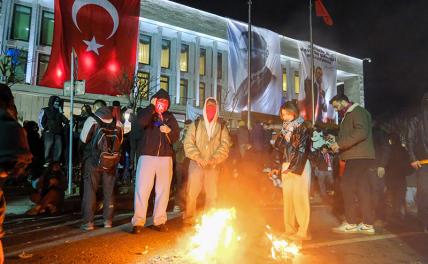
left=172, top=0, right=428, bottom=118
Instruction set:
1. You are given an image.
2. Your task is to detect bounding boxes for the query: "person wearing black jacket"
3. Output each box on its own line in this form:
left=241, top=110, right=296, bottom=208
left=407, top=92, right=428, bottom=233
left=41, top=96, right=69, bottom=164
left=131, top=89, right=179, bottom=234
left=0, top=84, right=32, bottom=263
left=272, top=101, right=311, bottom=242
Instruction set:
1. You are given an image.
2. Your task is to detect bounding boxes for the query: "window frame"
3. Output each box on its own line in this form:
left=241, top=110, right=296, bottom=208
left=160, top=75, right=169, bottom=92
left=36, top=53, right=50, bottom=85
left=199, top=48, right=206, bottom=76
left=10, top=4, right=32, bottom=42
left=39, top=10, right=54, bottom=46
left=137, top=71, right=150, bottom=101
left=160, top=39, right=171, bottom=69
left=199, top=82, right=205, bottom=107
left=179, top=78, right=188, bottom=105
left=180, top=44, right=189, bottom=73
left=138, top=34, right=151, bottom=66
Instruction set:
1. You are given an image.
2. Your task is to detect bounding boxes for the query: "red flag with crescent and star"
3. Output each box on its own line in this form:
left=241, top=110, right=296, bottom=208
left=40, top=0, right=140, bottom=95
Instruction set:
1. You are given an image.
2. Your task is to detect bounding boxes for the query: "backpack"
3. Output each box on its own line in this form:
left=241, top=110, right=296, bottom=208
left=91, top=116, right=123, bottom=171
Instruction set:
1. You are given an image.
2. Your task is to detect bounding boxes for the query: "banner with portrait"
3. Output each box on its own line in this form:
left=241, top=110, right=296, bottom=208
left=297, top=41, right=337, bottom=123
left=225, top=20, right=282, bottom=115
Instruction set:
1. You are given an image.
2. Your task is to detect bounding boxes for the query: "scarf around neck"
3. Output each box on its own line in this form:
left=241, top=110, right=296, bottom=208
left=281, top=116, right=304, bottom=142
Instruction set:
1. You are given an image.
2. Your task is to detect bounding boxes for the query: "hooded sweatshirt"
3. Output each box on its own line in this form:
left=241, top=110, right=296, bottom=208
left=137, top=89, right=180, bottom=157
left=184, top=97, right=231, bottom=165
left=408, top=92, right=428, bottom=162
left=42, top=96, right=69, bottom=134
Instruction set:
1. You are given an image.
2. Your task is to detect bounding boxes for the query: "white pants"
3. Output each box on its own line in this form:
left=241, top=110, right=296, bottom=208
left=184, top=160, right=219, bottom=220
left=131, top=155, right=172, bottom=226
left=282, top=160, right=311, bottom=238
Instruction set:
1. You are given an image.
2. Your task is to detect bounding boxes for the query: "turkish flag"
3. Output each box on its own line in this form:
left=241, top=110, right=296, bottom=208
left=40, top=0, right=140, bottom=95
left=315, top=0, right=333, bottom=26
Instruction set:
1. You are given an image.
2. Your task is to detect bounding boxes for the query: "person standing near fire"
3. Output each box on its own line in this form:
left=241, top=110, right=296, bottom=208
left=271, top=101, right=312, bottom=241
left=131, top=89, right=179, bottom=234
left=183, top=97, right=231, bottom=225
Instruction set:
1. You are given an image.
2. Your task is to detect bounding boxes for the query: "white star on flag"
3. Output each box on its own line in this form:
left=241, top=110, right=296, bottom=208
left=83, top=36, right=104, bottom=55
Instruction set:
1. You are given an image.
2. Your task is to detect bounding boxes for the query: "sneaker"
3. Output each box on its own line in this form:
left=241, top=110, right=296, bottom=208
left=104, top=221, right=113, bottom=228
left=358, top=223, right=375, bottom=235
left=151, top=224, right=168, bottom=232
left=131, top=226, right=144, bottom=234
left=81, top=222, right=95, bottom=231
left=332, top=222, right=359, bottom=233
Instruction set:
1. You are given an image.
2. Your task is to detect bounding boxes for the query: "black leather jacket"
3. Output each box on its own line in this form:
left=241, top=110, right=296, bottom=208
left=274, top=124, right=310, bottom=175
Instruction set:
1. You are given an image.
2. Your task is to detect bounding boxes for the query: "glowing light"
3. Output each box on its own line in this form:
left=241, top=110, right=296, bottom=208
left=82, top=54, right=94, bottom=69
left=56, top=69, right=63, bottom=78
left=187, top=208, right=239, bottom=262
left=265, top=225, right=300, bottom=260
left=107, top=61, right=118, bottom=73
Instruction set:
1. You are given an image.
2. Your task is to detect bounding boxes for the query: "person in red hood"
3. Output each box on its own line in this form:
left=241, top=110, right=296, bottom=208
left=183, top=97, right=231, bottom=225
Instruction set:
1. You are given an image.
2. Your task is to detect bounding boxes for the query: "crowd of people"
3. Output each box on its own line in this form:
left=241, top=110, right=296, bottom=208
left=0, top=82, right=427, bottom=262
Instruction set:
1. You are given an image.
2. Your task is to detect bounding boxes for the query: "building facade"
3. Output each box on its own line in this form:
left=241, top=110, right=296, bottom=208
left=0, top=0, right=364, bottom=125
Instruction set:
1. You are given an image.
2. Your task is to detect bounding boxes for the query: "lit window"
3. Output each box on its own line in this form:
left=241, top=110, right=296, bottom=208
left=217, top=52, right=223, bottom=79
left=161, top=39, right=170, bottom=69
left=199, top=82, right=205, bottom=107
left=294, top=72, right=300, bottom=95
left=137, top=71, right=150, bottom=100
left=180, top=44, right=189, bottom=72
left=180, top=79, right=188, bottom=105
left=199, top=48, right=206, bottom=76
left=11, top=4, right=31, bottom=41
left=40, top=11, right=54, bottom=46
left=282, top=69, right=287, bottom=94
left=138, top=35, right=151, bottom=65
left=37, top=54, right=50, bottom=85
left=160, top=75, right=169, bottom=92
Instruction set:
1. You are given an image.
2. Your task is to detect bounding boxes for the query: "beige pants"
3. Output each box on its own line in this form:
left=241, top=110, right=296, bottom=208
left=282, top=161, right=311, bottom=239
left=184, top=160, right=219, bottom=221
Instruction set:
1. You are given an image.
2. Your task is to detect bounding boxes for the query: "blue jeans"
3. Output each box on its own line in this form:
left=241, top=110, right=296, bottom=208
left=315, top=168, right=333, bottom=197
left=43, top=132, right=62, bottom=163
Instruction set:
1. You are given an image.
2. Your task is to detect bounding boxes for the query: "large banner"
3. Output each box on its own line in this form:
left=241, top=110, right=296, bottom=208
left=40, top=0, right=140, bottom=95
left=297, top=41, right=337, bottom=123
left=225, top=20, right=282, bottom=115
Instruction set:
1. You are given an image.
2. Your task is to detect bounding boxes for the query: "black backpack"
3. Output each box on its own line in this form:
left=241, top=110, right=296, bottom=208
left=91, top=116, right=123, bottom=171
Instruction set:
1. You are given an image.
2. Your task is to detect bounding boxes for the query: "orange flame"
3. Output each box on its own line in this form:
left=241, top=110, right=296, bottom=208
left=265, top=225, right=300, bottom=260
left=187, top=208, right=239, bottom=262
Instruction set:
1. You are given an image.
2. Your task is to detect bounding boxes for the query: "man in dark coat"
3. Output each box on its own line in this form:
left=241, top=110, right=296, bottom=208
left=40, top=95, right=69, bottom=164
left=131, top=89, right=179, bottom=234
left=407, top=92, right=428, bottom=233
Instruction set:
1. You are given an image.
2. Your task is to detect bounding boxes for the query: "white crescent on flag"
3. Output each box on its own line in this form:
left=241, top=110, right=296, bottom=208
left=72, top=0, right=119, bottom=39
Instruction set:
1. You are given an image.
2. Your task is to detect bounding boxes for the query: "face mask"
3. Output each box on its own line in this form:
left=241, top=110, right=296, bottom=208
left=206, top=104, right=217, bottom=122
left=155, top=98, right=169, bottom=115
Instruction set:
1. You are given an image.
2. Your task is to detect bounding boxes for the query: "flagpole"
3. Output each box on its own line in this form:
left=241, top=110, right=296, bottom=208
left=247, top=0, right=252, bottom=129
left=67, top=49, right=75, bottom=196
left=309, top=0, right=315, bottom=126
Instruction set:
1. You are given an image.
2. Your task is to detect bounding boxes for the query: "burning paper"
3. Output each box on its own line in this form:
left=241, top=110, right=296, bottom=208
left=265, top=225, right=300, bottom=260
left=187, top=208, right=240, bottom=263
